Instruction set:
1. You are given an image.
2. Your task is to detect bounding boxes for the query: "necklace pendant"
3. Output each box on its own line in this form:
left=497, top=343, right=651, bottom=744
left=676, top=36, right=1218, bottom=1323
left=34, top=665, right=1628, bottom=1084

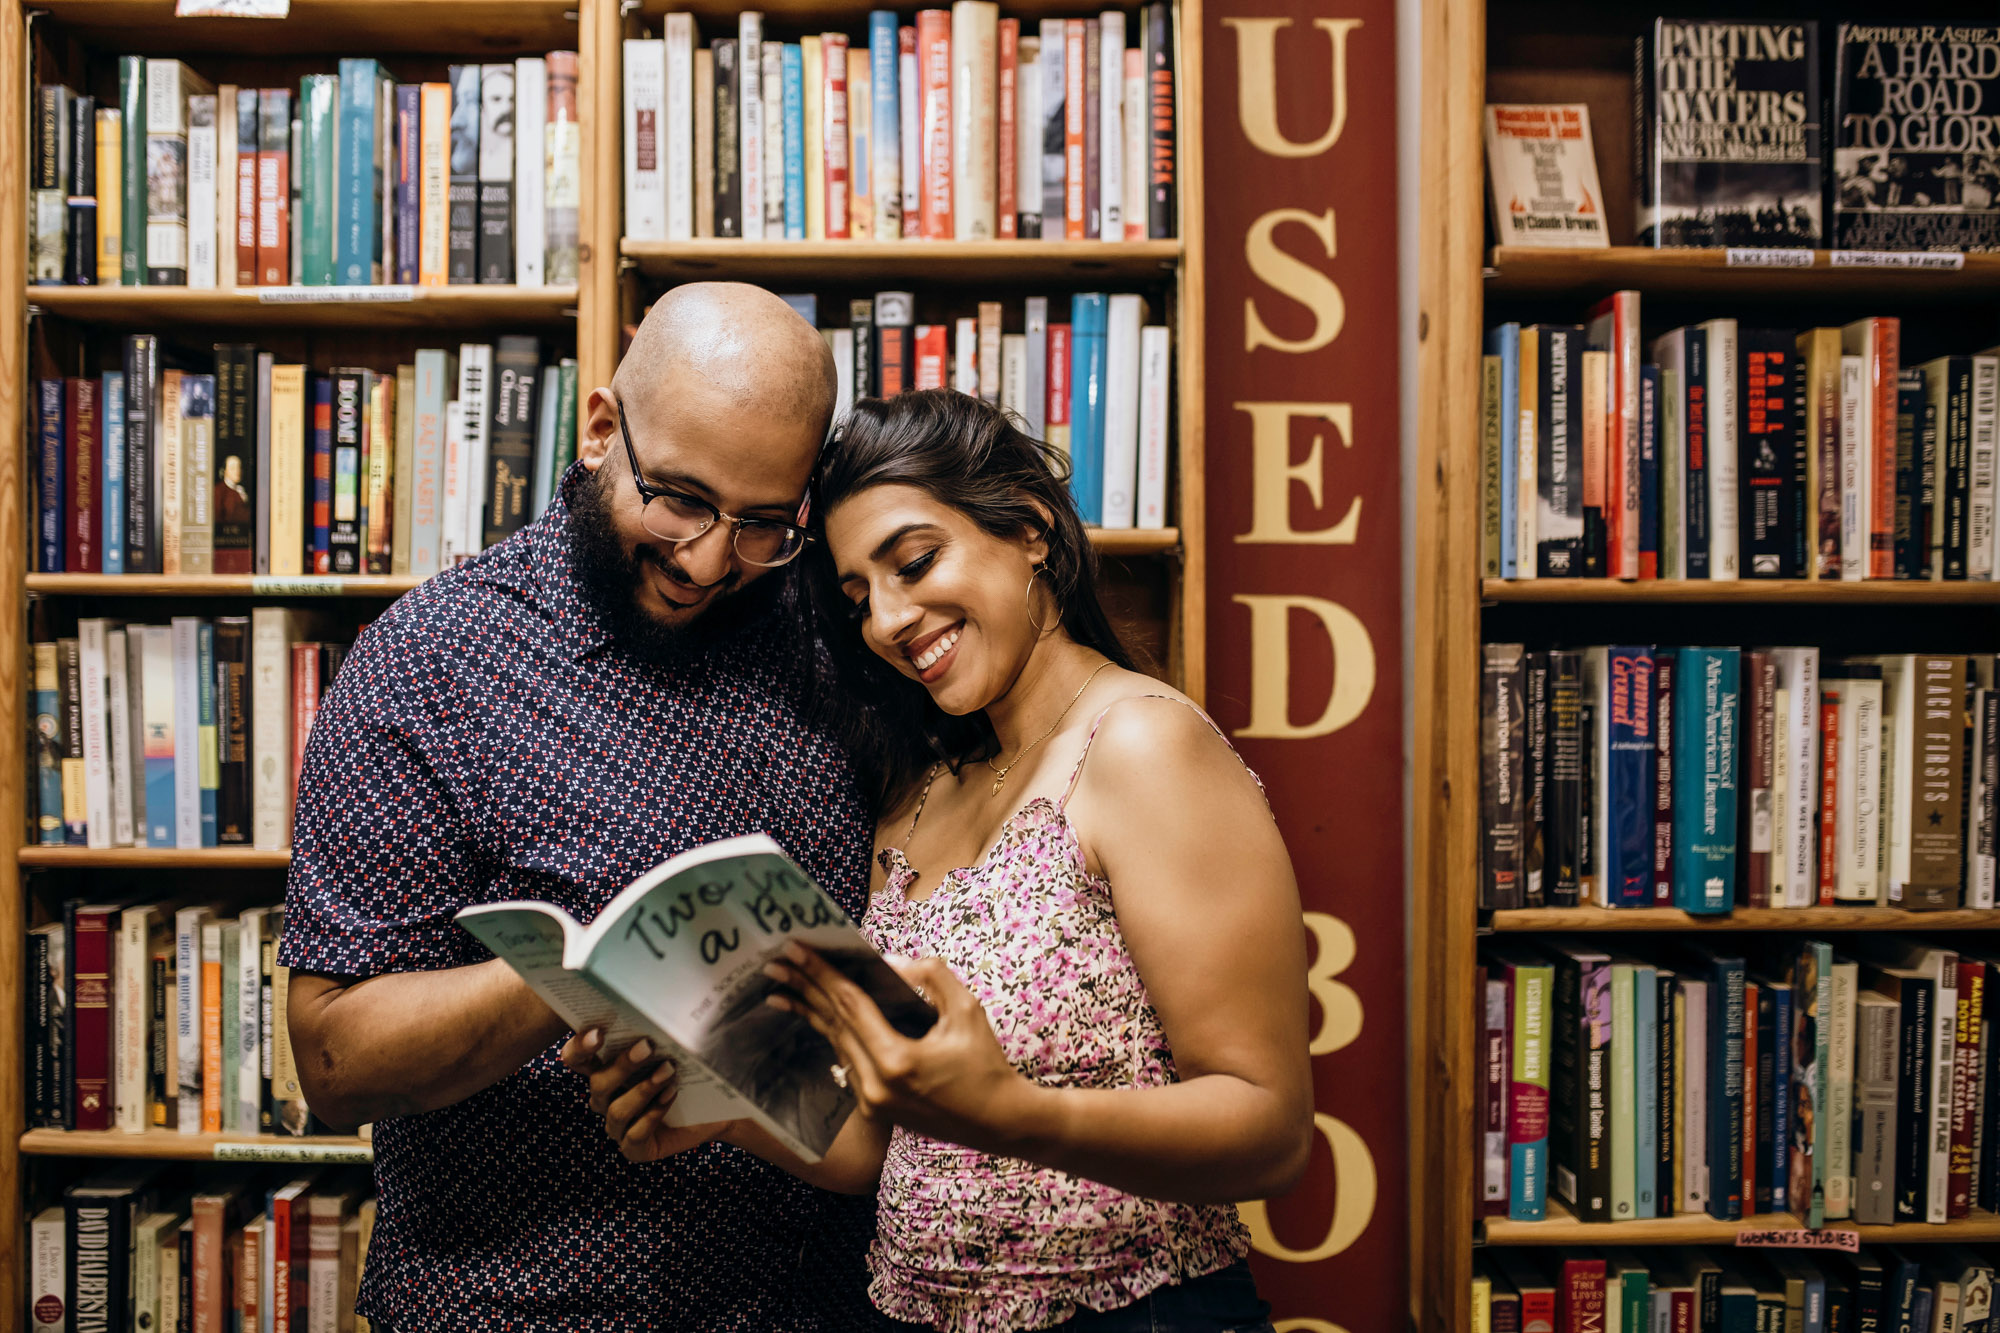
left=990, top=777, right=1005, bottom=796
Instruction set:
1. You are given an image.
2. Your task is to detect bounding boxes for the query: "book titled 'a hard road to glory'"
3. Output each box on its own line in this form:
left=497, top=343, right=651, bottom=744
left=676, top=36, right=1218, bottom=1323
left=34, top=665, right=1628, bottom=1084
left=458, top=833, right=935, bottom=1163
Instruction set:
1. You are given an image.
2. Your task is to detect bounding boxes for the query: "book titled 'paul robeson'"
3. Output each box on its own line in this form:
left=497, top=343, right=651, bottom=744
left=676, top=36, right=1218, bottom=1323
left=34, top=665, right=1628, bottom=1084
left=1636, top=20, right=1822, bottom=248
left=1834, top=25, right=2000, bottom=252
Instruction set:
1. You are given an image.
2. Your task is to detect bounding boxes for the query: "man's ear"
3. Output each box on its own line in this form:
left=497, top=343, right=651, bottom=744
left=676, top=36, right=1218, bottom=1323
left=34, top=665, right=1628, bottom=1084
left=578, top=387, right=619, bottom=471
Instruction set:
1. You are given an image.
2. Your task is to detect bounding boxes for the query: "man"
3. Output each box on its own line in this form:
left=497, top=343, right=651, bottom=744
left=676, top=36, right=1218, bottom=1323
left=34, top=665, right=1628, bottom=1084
left=281, top=284, right=880, bottom=1332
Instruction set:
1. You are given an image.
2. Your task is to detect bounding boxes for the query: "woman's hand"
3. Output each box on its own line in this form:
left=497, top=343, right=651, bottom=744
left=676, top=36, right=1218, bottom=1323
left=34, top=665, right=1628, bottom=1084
left=766, top=943, right=1045, bottom=1155
left=558, top=1030, right=738, bottom=1163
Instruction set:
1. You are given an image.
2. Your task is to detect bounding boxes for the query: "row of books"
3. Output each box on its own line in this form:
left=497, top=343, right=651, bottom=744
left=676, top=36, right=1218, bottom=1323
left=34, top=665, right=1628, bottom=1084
left=1481, top=938, right=1997, bottom=1231
left=1479, top=646, right=1999, bottom=913
left=32, top=54, right=582, bottom=288
left=784, top=290, right=1170, bottom=527
left=1483, top=296, right=2000, bottom=583
left=28, top=1169, right=375, bottom=1333
left=31, top=614, right=345, bottom=852
left=28, top=900, right=327, bottom=1137
left=1473, top=1247, right=1998, bottom=1333
left=623, top=6, right=1175, bottom=244
left=1485, top=22, right=2000, bottom=251
left=34, top=335, right=579, bottom=577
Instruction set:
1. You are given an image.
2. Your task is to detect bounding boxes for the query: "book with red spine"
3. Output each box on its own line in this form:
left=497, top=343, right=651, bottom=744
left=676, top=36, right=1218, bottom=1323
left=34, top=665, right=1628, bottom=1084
left=239, top=1218, right=262, bottom=1332
left=1742, top=979, right=1758, bottom=1210
left=1557, top=1256, right=1606, bottom=1333
left=1741, top=651, right=1775, bottom=908
left=256, top=89, right=291, bottom=287
left=997, top=18, right=1018, bottom=239
left=1063, top=20, right=1085, bottom=238
left=66, top=377, right=98, bottom=574
left=1047, top=322, right=1072, bottom=459
left=235, top=90, right=257, bottom=285
left=267, top=1178, right=315, bottom=1333
left=1950, top=958, right=1984, bottom=1217
left=191, top=1180, right=256, bottom=1333
left=914, top=324, right=948, bottom=390
left=290, top=643, right=321, bottom=792
left=67, top=901, right=119, bottom=1131
left=917, top=10, right=952, bottom=238
left=1818, top=692, right=1840, bottom=905
left=1843, top=316, right=1900, bottom=579
left=822, top=32, right=851, bottom=239
left=1586, top=290, right=1641, bottom=580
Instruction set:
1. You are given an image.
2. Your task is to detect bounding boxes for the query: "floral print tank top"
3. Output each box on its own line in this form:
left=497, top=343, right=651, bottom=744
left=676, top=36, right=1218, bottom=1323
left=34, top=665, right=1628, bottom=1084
left=859, top=696, right=1256, bottom=1333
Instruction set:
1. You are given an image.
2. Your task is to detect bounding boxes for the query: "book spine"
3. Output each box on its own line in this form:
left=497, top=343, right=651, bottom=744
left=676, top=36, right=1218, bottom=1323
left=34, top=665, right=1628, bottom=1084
left=187, top=94, right=215, bottom=287
left=1742, top=651, right=1775, bottom=908
left=419, top=82, right=450, bottom=284
left=543, top=52, right=580, bottom=283
left=1136, top=325, right=1170, bottom=528
left=477, top=62, right=514, bottom=281
left=1684, top=327, right=1710, bottom=578
left=484, top=338, right=542, bottom=546
left=1546, top=650, right=1584, bottom=908
left=782, top=45, right=805, bottom=238
left=38, top=380, right=64, bottom=573
left=822, top=32, right=851, bottom=238
left=66, top=93, right=98, bottom=286
left=1082, top=18, right=1100, bottom=237
left=1069, top=293, right=1107, bottom=524
left=1819, top=687, right=1841, bottom=905
left=1825, top=961, right=1856, bottom=1222
left=70, top=906, right=115, bottom=1130
left=1040, top=19, right=1066, bottom=233
left=867, top=12, right=900, bottom=238
left=250, top=609, right=294, bottom=850
left=513, top=59, right=545, bottom=281
left=78, top=620, right=111, bottom=850
left=1710, top=957, right=1746, bottom=1220
left=105, top=628, right=133, bottom=846
left=1674, top=648, right=1740, bottom=914
left=216, top=618, right=250, bottom=845
left=1912, top=657, right=1969, bottom=907
left=1481, top=967, right=1507, bottom=1216
left=1953, top=960, right=1983, bottom=1217
left=1611, top=964, right=1637, bottom=1218
left=1481, top=644, right=1527, bottom=911
left=918, top=10, right=953, bottom=238
left=997, top=18, right=1017, bottom=238
left=1582, top=960, right=1612, bottom=1219
left=1742, top=333, right=1793, bottom=576
left=1146, top=2, right=1174, bottom=237
left=448, top=65, right=480, bottom=281
left=1064, top=20, right=1086, bottom=237
left=1896, top=977, right=1933, bottom=1221
left=457, top=344, right=492, bottom=557
left=664, top=16, right=695, bottom=240
left=1896, top=367, right=1925, bottom=578
left=68, top=378, right=98, bottom=573
left=1639, top=362, right=1660, bottom=577
left=119, top=60, right=146, bottom=285
left=1752, top=983, right=1774, bottom=1211
left=364, top=373, right=393, bottom=573
left=257, top=89, right=292, bottom=286
left=1046, top=322, right=1071, bottom=457
left=1871, top=321, right=1902, bottom=579
left=59, top=640, right=83, bottom=843
left=393, top=82, right=421, bottom=285
left=144, top=64, right=190, bottom=283
left=711, top=42, right=739, bottom=238
left=96, top=108, right=122, bottom=286
left=180, top=373, right=214, bottom=576
left=1606, top=646, right=1654, bottom=907
left=950, top=2, right=995, bottom=238
left=330, top=371, right=365, bottom=573
left=1653, top=650, right=1676, bottom=905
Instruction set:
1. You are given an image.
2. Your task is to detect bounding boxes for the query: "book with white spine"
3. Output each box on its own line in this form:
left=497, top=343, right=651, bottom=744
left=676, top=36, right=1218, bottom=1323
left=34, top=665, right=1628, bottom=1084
left=740, top=12, right=765, bottom=240
left=187, top=95, right=218, bottom=287
left=1100, top=293, right=1143, bottom=528
left=250, top=607, right=304, bottom=850
left=116, top=903, right=162, bottom=1131
left=106, top=627, right=135, bottom=847
left=457, top=344, right=493, bottom=558
left=623, top=40, right=667, bottom=241
left=665, top=14, right=697, bottom=241
left=1016, top=35, right=1041, bottom=236
left=29, top=1208, right=62, bottom=1333
left=171, top=617, right=202, bottom=849
left=78, top=619, right=114, bottom=849
left=1023, top=296, right=1049, bottom=439
left=238, top=905, right=271, bottom=1130
left=1000, top=334, right=1026, bottom=420
left=1840, top=355, right=1866, bottom=582
left=515, top=57, right=547, bottom=287
left=1700, top=317, right=1740, bottom=581
left=1970, top=354, right=1998, bottom=580
left=1768, top=646, right=1820, bottom=907
left=1825, top=959, right=1859, bottom=1218
left=899, top=27, right=921, bottom=233
left=420, top=81, right=450, bottom=284
left=1137, top=324, right=1171, bottom=529
left=763, top=43, right=787, bottom=234
left=951, top=1, right=998, bottom=239
left=832, top=328, right=855, bottom=423
left=954, top=316, right=978, bottom=396
left=175, top=903, right=215, bottom=1131
left=1098, top=10, right=1123, bottom=239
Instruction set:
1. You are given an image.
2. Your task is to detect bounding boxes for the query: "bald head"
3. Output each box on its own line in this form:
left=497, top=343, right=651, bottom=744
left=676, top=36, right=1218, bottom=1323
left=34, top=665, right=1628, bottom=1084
left=614, top=282, right=837, bottom=440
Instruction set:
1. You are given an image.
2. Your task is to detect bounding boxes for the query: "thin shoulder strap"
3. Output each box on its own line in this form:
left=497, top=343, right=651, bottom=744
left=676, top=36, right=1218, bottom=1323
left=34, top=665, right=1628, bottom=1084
left=1058, top=694, right=1263, bottom=810
left=900, top=763, right=943, bottom=848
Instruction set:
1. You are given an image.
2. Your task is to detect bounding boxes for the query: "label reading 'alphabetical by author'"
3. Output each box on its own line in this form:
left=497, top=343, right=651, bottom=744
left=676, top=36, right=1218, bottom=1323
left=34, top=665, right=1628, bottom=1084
left=1734, top=1227, right=1861, bottom=1253
left=255, top=285, right=419, bottom=304
left=1828, top=250, right=1966, bottom=271
left=214, top=1141, right=373, bottom=1165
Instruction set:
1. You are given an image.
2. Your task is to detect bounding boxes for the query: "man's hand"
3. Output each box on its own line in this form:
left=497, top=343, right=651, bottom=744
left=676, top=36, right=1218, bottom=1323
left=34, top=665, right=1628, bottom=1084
left=558, top=1030, right=737, bottom=1162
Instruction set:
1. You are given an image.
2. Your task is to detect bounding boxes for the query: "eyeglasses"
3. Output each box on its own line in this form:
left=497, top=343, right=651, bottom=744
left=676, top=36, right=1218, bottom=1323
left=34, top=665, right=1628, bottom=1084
left=613, top=395, right=812, bottom=568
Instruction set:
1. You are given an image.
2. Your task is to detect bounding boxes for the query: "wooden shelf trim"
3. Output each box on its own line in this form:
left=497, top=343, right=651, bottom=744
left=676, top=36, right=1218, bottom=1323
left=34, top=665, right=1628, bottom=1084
left=1493, top=906, right=2000, bottom=932
left=624, top=238, right=1183, bottom=284
left=1484, top=246, right=2000, bottom=301
left=28, top=0, right=582, bottom=57
left=1484, top=578, right=2000, bottom=605
left=20, top=846, right=290, bottom=868
left=21, top=1129, right=371, bottom=1163
left=1484, top=1200, right=2000, bottom=1245
left=29, top=284, right=580, bottom=327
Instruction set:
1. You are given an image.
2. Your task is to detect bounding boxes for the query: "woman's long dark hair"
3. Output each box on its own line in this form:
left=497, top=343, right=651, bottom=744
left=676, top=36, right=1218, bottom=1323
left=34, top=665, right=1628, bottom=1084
left=807, top=389, right=1136, bottom=810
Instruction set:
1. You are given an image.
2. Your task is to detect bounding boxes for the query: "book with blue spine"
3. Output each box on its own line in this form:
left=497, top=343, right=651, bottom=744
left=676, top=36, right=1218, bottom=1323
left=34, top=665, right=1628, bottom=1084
left=869, top=12, right=900, bottom=237
left=1635, top=962, right=1659, bottom=1218
left=142, top=624, right=175, bottom=848
left=299, top=74, right=337, bottom=286
left=1069, top=293, right=1108, bottom=525
left=1639, top=362, right=1660, bottom=578
left=1486, top=323, right=1521, bottom=577
left=38, top=379, right=64, bottom=573
left=101, top=371, right=124, bottom=575
left=1791, top=939, right=1833, bottom=1227
left=1688, top=944, right=1747, bottom=1221
left=1752, top=975, right=1793, bottom=1214
left=34, top=645, right=64, bottom=844
left=1606, top=645, right=1656, bottom=907
left=1672, top=646, right=1739, bottom=914
left=195, top=620, right=218, bottom=848
left=1610, top=961, right=1638, bottom=1219
left=395, top=82, right=421, bottom=285
left=335, top=59, right=383, bottom=285
left=781, top=45, right=806, bottom=239
left=1770, top=980, right=1792, bottom=1216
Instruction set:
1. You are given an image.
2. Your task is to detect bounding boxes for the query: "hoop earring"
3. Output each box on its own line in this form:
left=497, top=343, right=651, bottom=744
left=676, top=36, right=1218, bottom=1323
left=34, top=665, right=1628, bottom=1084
left=1024, top=564, right=1053, bottom=636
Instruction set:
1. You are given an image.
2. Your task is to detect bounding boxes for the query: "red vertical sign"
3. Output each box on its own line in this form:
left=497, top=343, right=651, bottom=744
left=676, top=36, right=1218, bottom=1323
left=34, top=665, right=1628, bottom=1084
left=1202, top=6, right=1405, bottom=1330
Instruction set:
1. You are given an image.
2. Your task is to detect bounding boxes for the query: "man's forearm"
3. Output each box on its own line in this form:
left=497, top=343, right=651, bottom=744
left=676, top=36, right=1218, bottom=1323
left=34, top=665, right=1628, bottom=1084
left=290, top=960, right=569, bottom=1126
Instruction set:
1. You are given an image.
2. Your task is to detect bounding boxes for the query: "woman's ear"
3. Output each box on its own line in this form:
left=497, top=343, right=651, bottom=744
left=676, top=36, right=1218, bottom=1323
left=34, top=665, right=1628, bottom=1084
left=1021, top=501, right=1055, bottom=567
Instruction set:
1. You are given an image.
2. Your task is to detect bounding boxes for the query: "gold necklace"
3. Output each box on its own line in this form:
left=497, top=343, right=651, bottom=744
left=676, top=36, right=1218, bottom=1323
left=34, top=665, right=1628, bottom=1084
left=984, top=660, right=1115, bottom=796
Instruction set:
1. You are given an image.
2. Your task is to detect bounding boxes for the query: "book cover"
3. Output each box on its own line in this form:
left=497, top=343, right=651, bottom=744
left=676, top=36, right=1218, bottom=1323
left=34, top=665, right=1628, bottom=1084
left=447, top=65, right=480, bottom=282
left=118, top=60, right=146, bottom=286
left=1484, top=102, right=1609, bottom=249
left=1546, top=940, right=1613, bottom=1221
left=213, top=344, right=256, bottom=574
left=951, top=1, right=997, bottom=238
left=476, top=63, right=514, bottom=282
left=513, top=58, right=545, bottom=282
left=484, top=336, right=542, bottom=547
left=256, top=88, right=291, bottom=287
left=1740, top=329, right=1797, bottom=577
left=67, top=92, right=98, bottom=286
left=869, top=11, right=901, bottom=238
left=329, top=371, right=367, bottom=574
left=1672, top=647, right=1741, bottom=914
left=1481, top=643, right=1528, bottom=912
left=545, top=52, right=582, bottom=283
left=918, top=9, right=953, bottom=238
left=1533, top=325, right=1585, bottom=576
left=1145, top=2, right=1174, bottom=237
left=1635, top=21, right=1821, bottom=246
left=1740, top=651, right=1775, bottom=907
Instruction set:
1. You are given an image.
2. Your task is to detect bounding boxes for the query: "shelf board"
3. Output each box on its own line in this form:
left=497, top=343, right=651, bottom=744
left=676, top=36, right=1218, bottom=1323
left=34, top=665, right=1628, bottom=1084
left=1484, top=246, right=2000, bottom=303
left=1484, top=578, right=2000, bottom=605
left=1493, top=906, right=2000, bottom=933
left=623, top=239, right=1182, bottom=286
left=1091, top=527, right=1180, bottom=556
left=1483, top=1199, right=2000, bottom=1245
left=30, top=1, right=579, bottom=56
left=21, top=1129, right=371, bottom=1163
left=29, top=285, right=578, bottom=328
left=20, top=846, right=289, bottom=868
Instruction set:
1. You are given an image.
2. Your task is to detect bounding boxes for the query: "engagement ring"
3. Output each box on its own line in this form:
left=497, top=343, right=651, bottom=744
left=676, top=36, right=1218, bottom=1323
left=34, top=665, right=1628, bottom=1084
left=830, top=1063, right=849, bottom=1089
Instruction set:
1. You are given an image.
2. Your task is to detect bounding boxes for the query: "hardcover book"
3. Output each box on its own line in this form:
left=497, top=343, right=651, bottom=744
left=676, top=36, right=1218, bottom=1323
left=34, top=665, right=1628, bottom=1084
left=1483, top=104, right=1609, bottom=249
left=1635, top=20, right=1821, bottom=246
left=462, top=833, right=935, bottom=1162
left=478, top=63, right=516, bottom=283
left=447, top=65, right=480, bottom=283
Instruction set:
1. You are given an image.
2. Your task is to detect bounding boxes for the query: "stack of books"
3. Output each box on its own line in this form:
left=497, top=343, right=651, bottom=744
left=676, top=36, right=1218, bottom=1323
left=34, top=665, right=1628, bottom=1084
left=1484, top=295, right=2000, bottom=582
left=34, top=336, right=579, bottom=577
left=31, top=614, right=348, bottom=852
left=1480, top=938, right=1998, bottom=1230
left=29, top=1169, right=376, bottom=1333
left=1475, top=1248, right=1997, bottom=1333
left=1479, top=646, right=1997, bottom=914
left=623, top=5, right=1176, bottom=243
left=32, top=54, right=582, bottom=288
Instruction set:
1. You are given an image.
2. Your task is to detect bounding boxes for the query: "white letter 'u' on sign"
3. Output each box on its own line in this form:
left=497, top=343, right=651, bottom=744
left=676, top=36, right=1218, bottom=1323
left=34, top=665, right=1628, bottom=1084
left=1223, top=18, right=1364, bottom=159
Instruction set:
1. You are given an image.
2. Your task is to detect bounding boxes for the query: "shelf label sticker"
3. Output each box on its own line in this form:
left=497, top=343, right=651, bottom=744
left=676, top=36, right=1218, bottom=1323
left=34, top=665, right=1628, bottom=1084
left=250, top=576, right=351, bottom=596
left=1734, top=1226, right=1860, bottom=1253
left=214, top=1141, right=372, bottom=1164
left=256, top=285, right=418, bottom=304
left=1829, top=250, right=1965, bottom=271
left=1725, top=248, right=1814, bottom=269
left=176, top=0, right=290, bottom=16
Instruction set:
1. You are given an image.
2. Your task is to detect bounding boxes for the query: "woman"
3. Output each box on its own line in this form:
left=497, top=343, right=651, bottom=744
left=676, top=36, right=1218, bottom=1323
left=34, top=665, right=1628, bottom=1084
left=571, top=390, right=1311, bottom=1332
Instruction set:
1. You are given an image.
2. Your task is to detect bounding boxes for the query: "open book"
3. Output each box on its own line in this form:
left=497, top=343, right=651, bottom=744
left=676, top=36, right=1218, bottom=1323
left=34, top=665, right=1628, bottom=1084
left=458, top=833, right=933, bottom=1163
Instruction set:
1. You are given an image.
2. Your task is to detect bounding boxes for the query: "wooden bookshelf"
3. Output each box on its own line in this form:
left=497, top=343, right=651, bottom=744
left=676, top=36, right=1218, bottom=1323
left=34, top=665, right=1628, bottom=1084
left=1414, top=0, right=2000, bottom=1330
left=27, top=285, right=581, bottom=328
left=624, top=238, right=1183, bottom=286
left=18, top=846, right=291, bottom=868
left=21, top=1129, right=372, bottom=1163
left=30, top=0, right=583, bottom=56
left=1483, top=1200, right=2000, bottom=1247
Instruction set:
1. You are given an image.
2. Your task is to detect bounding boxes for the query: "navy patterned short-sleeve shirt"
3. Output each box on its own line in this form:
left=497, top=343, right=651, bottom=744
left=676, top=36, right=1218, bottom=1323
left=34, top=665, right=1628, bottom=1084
left=279, top=468, right=878, bottom=1332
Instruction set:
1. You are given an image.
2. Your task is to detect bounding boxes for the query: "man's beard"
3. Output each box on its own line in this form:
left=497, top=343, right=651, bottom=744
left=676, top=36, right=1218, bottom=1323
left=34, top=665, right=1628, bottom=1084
left=566, top=464, right=789, bottom=666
